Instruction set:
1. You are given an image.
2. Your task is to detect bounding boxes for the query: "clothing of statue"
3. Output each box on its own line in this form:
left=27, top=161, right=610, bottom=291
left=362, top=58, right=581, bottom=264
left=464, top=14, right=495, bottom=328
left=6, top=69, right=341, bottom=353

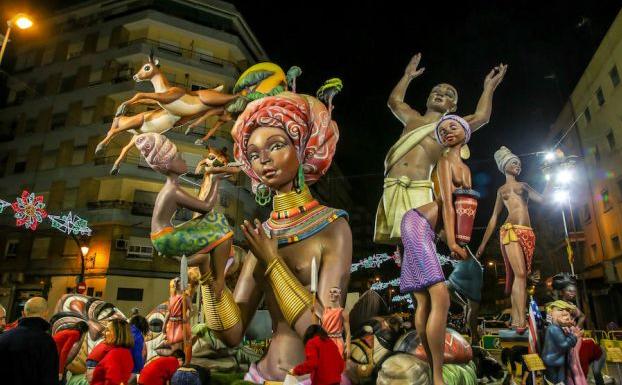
left=322, top=307, right=345, bottom=356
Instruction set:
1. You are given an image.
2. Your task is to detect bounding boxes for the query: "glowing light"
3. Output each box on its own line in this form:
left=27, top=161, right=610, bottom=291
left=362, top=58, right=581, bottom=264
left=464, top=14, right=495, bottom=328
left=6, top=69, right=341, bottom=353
left=545, top=174, right=551, bottom=181
left=556, top=168, right=574, bottom=184
left=13, top=14, right=33, bottom=30
left=554, top=189, right=570, bottom=203
left=544, top=152, right=555, bottom=161
left=80, top=246, right=90, bottom=256
left=488, top=261, right=494, bottom=267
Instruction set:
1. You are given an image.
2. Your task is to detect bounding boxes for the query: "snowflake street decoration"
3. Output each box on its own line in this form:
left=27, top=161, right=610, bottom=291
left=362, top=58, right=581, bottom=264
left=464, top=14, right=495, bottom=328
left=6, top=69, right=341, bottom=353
left=0, top=199, right=10, bottom=214
left=371, top=278, right=400, bottom=291
left=351, top=253, right=396, bottom=273
left=12, top=190, right=48, bottom=230
left=48, top=211, right=92, bottom=236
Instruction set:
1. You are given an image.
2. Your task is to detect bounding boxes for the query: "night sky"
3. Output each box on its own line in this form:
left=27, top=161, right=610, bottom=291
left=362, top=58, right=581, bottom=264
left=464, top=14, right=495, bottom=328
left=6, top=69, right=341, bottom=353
left=231, top=0, right=621, bottom=216
left=5, top=0, right=622, bottom=223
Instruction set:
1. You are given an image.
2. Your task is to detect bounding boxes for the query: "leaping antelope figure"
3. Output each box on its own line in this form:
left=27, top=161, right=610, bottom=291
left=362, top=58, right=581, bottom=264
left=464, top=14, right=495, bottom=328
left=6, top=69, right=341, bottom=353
left=115, top=53, right=239, bottom=119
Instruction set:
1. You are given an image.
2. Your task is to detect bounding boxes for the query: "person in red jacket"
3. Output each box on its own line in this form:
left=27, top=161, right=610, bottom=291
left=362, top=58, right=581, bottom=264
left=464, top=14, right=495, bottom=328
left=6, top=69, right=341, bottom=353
left=288, top=325, right=345, bottom=385
left=138, top=350, right=184, bottom=385
left=88, top=318, right=134, bottom=385
left=53, top=321, right=88, bottom=382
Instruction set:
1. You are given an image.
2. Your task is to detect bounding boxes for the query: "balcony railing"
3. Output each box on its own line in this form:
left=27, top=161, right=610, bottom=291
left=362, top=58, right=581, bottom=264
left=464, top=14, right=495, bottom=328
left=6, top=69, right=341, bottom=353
left=119, top=38, right=242, bottom=72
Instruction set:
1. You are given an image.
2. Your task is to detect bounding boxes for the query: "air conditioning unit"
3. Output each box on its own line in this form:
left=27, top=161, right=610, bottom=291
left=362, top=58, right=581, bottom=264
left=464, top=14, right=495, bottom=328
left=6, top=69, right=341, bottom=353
left=115, top=239, right=128, bottom=250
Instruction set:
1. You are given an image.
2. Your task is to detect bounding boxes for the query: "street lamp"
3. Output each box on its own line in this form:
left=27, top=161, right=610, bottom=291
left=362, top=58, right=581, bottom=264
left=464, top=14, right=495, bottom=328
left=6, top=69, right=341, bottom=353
left=0, top=13, right=34, bottom=66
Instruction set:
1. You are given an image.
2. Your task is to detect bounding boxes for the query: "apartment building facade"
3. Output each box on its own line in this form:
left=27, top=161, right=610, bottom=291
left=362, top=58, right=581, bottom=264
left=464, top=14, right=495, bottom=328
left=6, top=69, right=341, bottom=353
left=547, top=9, right=622, bottom=327
left=0, top=0, right=268, bottom=319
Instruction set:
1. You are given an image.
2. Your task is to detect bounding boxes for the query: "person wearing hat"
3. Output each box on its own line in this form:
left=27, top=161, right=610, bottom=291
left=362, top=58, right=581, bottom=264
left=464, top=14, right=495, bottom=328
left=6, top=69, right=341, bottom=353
left=476, top=146, right=550, bottom=334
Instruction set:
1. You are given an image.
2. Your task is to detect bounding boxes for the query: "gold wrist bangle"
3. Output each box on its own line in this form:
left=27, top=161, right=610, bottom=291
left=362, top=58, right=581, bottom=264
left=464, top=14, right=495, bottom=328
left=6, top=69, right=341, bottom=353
left=200, top=273, right=241, bottom=331
left=264, top=258, right=279, bottom=277
left=266, top=258, right=312, bottom=327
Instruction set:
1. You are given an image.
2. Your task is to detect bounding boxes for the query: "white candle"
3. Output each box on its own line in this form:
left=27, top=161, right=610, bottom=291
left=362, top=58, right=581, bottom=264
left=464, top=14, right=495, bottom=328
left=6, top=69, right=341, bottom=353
left=311, top=257, right=318, bottom=293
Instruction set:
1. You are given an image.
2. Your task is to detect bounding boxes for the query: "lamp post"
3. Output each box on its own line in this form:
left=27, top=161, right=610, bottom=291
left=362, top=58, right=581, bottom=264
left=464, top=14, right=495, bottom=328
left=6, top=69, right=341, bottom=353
left=0, top=14, right=34, bottom=66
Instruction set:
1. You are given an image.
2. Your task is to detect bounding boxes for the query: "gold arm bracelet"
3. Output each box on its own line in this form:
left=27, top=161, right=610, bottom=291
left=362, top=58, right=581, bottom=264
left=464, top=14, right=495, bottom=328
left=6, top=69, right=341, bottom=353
left=265, top=258, right=312, bottom=327
left=200, top=272, right=241, bottom=331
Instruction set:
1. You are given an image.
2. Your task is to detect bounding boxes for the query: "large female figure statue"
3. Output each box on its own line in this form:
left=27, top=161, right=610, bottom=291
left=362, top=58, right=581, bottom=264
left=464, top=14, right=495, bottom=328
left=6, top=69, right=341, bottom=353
left=200, top=91, right=351, bottom=383
left=476, top=146, right=547, bottom=333
left=400, top=115, right=475, bottom=385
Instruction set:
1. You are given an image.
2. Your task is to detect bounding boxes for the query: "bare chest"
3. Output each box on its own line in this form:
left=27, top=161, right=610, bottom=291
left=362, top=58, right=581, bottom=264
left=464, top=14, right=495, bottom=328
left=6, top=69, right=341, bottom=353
left=255, top=239, right=322, bottom=286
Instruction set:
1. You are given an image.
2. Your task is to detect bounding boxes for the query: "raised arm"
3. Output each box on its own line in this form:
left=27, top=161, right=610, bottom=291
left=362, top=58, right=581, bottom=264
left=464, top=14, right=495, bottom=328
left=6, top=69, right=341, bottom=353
left=524, top=180, right=552, bottom=205
left=175, top=176, right=221, bottom=213
left=476, top=190, right=505, bottom=257
left=464, top=64, right=507, bottom=132
left=438, top=156, right=466, bottom=259
left=388, top=53, right=425, bottom=125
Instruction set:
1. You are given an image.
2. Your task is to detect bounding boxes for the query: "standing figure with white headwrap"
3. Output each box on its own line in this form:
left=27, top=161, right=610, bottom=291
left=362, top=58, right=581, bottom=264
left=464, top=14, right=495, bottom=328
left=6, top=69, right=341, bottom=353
left=476, top=146, right=550, bottom=333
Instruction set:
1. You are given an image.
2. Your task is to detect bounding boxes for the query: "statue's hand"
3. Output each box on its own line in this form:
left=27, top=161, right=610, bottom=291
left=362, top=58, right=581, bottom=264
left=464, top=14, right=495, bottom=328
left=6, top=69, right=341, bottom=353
left=241, top=219, right=278, bottom=264
left=405, top=53, right=425, bottom=79
left=475, top=245, right=484, bottom=258
left=449, top=243, right=468, bottom=260
left=484, top=63, right=508, bottom=90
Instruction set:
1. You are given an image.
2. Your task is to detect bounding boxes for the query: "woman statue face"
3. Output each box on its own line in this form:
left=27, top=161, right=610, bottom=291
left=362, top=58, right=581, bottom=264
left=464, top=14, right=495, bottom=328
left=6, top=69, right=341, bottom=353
left=504, top=158, right=522, bottom=176
left=329, top=287, right=341, bottom=303
left=246, top=126, right=300, bottom=191
left=437, top=119, right=466, bottom=147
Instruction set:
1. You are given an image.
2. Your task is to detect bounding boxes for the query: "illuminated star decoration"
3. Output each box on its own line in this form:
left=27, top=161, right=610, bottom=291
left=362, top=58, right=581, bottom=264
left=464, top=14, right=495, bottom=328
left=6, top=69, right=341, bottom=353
left=350, top=252, right=400, bottom=273
left=0, top=199, right=10, bottom=214
left=370, top=278, right=400, bottom=291
left=12, top=190, right=48, bottom=230
left=48, top=211, right=92, bottom=236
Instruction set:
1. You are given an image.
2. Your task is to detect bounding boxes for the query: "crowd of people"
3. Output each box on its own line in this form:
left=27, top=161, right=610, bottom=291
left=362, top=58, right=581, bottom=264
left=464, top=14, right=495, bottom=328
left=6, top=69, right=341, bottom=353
left=0, top=297, right=349, bottom=385
left=0, top=297, right=207, bottom=385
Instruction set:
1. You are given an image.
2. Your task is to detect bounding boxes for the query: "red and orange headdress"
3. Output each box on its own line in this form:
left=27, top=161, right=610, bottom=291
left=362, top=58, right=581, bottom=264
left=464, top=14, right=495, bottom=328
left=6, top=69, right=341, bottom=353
left=231, top=91, right=339, bottom=193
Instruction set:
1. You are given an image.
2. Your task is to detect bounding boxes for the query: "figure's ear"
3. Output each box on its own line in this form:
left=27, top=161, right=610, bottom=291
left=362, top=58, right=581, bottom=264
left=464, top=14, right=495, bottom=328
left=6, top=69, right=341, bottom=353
left=154, top=58, right=160, bottom=67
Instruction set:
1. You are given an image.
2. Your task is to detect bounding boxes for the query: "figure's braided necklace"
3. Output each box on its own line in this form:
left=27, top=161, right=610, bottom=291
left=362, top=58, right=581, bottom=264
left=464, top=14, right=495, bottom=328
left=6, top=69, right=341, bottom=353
left=271, top=185, right=318, bottom=219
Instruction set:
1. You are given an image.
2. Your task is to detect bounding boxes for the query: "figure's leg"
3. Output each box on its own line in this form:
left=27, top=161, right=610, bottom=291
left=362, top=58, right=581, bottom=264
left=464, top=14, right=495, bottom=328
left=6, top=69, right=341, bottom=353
left=110, top=136, right=138, bottom=175
left=413, top=291, right=432, bottom=371
left=184, top=108, right=221, bottom=136
left=209, top=237, right=233, bottom=300
left=467, top=299, right=481, bottom=345
left=195, top=116, right=226, bottom=145
left=591, top=350, right=606, bottom=385
left=95, top=114, right=143, bottom=155
left=427, top=282, right=450, bottom=385
left=503, top=242, right=527, bottom=329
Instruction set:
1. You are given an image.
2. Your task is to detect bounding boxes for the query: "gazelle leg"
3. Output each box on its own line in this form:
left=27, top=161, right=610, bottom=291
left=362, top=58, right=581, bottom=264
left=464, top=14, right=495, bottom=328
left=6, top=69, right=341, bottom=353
left=110, top=136, right=138, bottom=175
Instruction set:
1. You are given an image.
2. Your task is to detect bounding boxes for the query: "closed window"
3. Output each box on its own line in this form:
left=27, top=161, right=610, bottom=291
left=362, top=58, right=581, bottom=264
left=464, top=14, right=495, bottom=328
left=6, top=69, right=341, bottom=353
left=608, top=130, right=616, bottom=150
left=613, top=235, right=621, bottom=253
left=59, top=76, right=76, bottom=93
left=116, top=288, right=143, bottom=301
left=50, top=112, right=67, bottom=131
left=39, top=151, right=56, bottom=170
left=62, top=187, right=78, bottom=209
left=582, top=203, right=591, bottom=222
left=596, top=87, right=605, bottom=106
left=611, top=65, right=620, bottom=87
left=88, top=70, right=102, bottom=85
left=585, top=107, right=591, bottom=123
left=4, top=239, right=19, bottom=258
left=127, top=236, right=153, bottom=260
left=81, top=107, right=95, bottom=125
left=30, top=237, right=51, bottom=260
left=602, top=189, right=612, bottom=212
left=71, top=146, right=86, bottom=165
left=13, top=160, right=26, bottom=174
left=63, top=239, right=79, bottom=258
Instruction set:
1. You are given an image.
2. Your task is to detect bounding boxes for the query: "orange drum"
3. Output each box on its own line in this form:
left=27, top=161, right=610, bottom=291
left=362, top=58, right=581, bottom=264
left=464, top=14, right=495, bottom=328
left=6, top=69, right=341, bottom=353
left=453, top=189, right=480, bottom=245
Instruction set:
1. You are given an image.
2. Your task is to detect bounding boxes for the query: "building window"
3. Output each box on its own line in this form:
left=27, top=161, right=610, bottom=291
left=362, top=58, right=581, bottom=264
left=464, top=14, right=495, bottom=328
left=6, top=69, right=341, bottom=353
left=607, top=130, right=616, bottom=151
left=596, top=87, right=605, bottom=106
left=584, top=107, right=591, bottom=123
left=88, top=70, right=102, bottom=86
left=132, top=190, right=156, bottom=216
left=62, top=239, right=79, bottom=258
left=4, top=239, right=19, bottom=258
left=127, top=236, right=153, bottom=260
left=116, top=288, right=143, bottom=301
left=50, top=112, right=67, bottom=131
left=81, top=107, right=95, bottom=125
left=594, top=145, right=601, bottom=163
left=611, top=65, right=621, bottom=87
left=30, top=237, right=51, bottom=260
left=602, top=189, right=612, bottom=212
left=86, top=287, right=94, bottom=296
left=62, top=187, right=78, bottom=209
left=13, top=161, right=26, bottom=174
left=59, top=76, right=76, bottom=93
left=613, top=235, right=621, bottom=253
left=39, top=152, right=56, bottom=170
left=582, top=203, right=591, bottom=222
left=71, top=146, right=86, bottom=165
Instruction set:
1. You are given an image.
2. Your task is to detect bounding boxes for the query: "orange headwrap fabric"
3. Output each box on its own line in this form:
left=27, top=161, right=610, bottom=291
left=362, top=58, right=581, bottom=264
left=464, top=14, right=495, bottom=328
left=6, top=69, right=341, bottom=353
left=231, top=91, right=339, bottom=193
